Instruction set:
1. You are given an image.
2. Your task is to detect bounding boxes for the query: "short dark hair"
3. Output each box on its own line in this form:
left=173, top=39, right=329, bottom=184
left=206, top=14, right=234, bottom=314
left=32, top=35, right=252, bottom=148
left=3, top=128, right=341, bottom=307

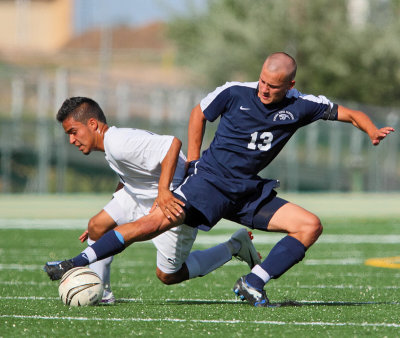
left=268, top=52, right=297, bottom=81
left=56, top=97, right=107, bottom=124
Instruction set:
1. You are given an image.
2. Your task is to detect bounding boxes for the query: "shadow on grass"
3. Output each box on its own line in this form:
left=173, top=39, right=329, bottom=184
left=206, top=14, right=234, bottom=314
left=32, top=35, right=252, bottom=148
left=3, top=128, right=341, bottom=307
left=116, top=298, right=400, bottom=307
left=267, top=300, right=400, bottom=308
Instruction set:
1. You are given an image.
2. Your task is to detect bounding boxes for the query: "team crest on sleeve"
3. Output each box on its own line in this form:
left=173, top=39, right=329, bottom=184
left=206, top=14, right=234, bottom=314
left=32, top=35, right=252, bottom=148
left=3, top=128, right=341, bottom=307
left=273, top=110, right=295, bottom=121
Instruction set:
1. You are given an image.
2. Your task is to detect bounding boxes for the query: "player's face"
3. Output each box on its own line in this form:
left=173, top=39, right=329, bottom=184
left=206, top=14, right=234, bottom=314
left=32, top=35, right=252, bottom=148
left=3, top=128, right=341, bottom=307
left=62, top=117, right=96, bottom=155
left=258, top=68, right=295, bottom=105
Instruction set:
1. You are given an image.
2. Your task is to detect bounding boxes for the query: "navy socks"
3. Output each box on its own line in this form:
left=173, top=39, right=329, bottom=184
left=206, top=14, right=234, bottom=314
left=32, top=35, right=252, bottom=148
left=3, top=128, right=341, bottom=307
left=72, top=230, right=125, bottom=266
left=246, top=236, right=306, bottom=290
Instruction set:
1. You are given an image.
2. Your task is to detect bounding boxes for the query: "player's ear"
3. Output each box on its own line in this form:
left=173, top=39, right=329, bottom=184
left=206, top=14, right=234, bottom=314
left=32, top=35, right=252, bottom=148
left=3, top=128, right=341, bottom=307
left=87, top=118, right=98, bottom=131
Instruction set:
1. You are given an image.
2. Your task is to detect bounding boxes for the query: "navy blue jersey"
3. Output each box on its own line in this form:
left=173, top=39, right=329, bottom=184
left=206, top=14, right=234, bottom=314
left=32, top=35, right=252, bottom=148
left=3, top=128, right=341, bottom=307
left=199, top=81, right=338, bottom=180
left=175, top=81, right=338, bottom=229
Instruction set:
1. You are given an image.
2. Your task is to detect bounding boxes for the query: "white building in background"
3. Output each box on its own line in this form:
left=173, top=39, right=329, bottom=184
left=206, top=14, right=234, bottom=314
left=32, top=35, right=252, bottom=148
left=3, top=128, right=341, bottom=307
left=347, top=0, right=370, bottom=29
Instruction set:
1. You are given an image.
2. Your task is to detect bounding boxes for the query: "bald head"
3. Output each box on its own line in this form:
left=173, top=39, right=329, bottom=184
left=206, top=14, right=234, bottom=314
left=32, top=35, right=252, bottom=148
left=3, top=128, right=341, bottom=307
left=257, top=52, right=296, bottom=105
left=263, top=52, right=297, bottom=82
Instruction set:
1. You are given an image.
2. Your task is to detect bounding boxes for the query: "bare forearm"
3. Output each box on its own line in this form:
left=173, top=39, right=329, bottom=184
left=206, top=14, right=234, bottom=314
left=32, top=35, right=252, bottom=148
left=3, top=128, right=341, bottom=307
left=116, top=208, right=182, bottom=245
left=158, top=137, right=182, bottom=192
left=154, top=137, right=186, bottom=219
left=337, top=105, right=395, bottom=145
left=337, top=105, right=376, bottom=135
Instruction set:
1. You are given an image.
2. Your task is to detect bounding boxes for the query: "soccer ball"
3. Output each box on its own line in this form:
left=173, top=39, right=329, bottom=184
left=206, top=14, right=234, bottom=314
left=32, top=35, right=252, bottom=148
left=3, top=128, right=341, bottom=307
left=58, top=267, right=104, bottom=306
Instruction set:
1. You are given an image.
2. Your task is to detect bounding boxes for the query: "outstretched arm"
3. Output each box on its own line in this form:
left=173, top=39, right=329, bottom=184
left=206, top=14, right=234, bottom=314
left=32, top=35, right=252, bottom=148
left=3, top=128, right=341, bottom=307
left=337, top=105, right=395, bottom=146
left=187, top=104, right=207, bottom=162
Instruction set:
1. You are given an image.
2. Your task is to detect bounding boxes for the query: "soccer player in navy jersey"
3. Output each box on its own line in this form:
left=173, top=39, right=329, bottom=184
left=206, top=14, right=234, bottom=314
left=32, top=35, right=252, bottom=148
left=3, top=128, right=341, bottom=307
left=45, top=52, right=394, bottom=307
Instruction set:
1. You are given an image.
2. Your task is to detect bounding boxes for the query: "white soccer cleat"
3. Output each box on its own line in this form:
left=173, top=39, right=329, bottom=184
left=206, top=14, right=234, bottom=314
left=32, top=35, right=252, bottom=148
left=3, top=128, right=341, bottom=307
left=231, top=228, right=261, bottom=269
left=100, top=288, right=116, bottom=305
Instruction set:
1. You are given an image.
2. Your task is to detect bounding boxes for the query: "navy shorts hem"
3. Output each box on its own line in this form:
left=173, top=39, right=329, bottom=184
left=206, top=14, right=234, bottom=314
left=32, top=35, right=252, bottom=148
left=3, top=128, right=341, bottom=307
left=252, top=196, right=288, bottom=230
left=173, top=192, right=211, bottom=229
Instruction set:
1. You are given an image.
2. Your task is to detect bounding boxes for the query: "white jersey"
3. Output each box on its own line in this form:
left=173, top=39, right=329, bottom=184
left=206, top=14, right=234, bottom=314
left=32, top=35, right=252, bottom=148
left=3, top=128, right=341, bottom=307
left=102, top=126, right=196, bottom=274
left=104, top=126, right=186, bottom=212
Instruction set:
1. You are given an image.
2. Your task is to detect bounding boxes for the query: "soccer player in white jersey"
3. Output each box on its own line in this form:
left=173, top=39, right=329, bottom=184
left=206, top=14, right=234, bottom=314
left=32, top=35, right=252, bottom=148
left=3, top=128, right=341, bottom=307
left=46, top=54, right=394, bottom=307
left=46, top=97, right=261, bottom=303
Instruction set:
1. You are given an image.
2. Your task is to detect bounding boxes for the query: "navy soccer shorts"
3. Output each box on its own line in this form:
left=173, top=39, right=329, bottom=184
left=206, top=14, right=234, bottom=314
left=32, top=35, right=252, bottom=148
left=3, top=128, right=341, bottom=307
left=173, top=162, right=288, bottom=231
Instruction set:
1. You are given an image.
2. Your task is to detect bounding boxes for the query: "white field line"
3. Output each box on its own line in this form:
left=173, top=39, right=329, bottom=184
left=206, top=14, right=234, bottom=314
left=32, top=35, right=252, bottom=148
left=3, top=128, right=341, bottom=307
left=0, top=296, right=59, bottom=300
left=1, top=217, right=400, bottom=245
left=0, top=259, right=375, bottom=272
left=1, top=281, right=400, bottom=290
left=0, top=280, right=135, bottom=288
left=304, top=258, right=363, bottom=265
left=1, top=296, right=400, bottom=302
left=189, top=234, right=400, bottom=245
left=0, top=219, right=88, bottom=229
left=0, top=254, right=394, bottom=273
left=0, top=313, right=399, bottom=328
left=0, top=264, right=43, bottom=271
left=0, top=259, right=376, bottom=272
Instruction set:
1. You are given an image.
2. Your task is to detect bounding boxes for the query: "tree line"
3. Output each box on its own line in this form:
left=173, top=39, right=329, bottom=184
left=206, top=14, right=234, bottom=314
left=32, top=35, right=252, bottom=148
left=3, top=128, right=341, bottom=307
left=168, top=0, right=400, bottom=107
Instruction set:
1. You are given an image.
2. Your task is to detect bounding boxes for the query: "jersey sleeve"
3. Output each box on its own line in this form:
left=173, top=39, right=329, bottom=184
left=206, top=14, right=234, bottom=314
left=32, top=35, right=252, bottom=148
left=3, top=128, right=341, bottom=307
left=298, top=93, right=338, bottom=124
left=200, top=82, right=234, bottom=122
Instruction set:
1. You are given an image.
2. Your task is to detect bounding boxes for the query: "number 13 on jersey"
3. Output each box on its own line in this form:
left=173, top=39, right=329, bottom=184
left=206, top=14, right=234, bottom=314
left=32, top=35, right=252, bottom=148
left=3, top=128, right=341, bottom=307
left=247, top=131, right=273, bottom=151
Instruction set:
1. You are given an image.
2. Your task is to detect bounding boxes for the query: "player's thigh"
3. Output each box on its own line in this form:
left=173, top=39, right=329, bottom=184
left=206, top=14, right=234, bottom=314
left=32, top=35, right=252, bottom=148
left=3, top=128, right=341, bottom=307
left=267, top=202, right=321, bottom=234
left=153, top=225, right=198, bottom=275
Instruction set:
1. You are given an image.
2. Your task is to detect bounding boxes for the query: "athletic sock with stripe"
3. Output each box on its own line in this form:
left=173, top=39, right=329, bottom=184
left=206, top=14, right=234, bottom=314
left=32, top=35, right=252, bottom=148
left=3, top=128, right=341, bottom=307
left=72, top=230, right=125, bottom=266
left=246, top=235, right=306, bottom=290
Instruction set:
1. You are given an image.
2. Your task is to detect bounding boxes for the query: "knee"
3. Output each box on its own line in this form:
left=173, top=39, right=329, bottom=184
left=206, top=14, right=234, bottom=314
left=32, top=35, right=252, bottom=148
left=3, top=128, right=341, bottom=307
left=87, top=217, right=103, bottom=240
left=156, top=269, right=177, bottom=285
left=304, top=214, right=323, bottom=240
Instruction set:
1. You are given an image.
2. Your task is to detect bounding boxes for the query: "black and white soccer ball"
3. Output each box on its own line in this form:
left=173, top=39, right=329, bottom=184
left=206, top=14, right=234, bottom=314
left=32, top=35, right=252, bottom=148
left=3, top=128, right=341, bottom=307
left=58, top=267, right=104, bottom=306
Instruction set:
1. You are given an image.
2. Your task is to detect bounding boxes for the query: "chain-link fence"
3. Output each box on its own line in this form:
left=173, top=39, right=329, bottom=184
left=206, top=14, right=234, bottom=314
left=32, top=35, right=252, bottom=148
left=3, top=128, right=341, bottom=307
left=0, top=69, right=398, bottom=193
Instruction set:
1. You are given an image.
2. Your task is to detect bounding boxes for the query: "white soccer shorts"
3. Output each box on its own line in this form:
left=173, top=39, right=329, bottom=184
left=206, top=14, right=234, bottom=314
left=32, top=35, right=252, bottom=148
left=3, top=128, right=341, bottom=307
left=103, top=187, right=198, bottom=274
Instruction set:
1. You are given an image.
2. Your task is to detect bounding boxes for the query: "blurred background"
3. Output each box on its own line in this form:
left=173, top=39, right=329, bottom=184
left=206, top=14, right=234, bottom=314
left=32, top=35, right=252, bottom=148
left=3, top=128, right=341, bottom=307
left=0, top=0, right=398, bottom=194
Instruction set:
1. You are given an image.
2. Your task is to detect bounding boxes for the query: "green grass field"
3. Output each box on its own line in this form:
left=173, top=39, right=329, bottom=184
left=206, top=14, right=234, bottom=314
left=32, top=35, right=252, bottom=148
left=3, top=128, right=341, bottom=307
left=1, top=193, right=399, bottom=337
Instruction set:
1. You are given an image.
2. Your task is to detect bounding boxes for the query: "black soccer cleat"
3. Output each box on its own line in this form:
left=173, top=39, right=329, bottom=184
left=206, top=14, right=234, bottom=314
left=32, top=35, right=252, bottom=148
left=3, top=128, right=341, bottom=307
left=233, top=276, right=269, bottom=307
left=44, top=260, right=75, bottom=281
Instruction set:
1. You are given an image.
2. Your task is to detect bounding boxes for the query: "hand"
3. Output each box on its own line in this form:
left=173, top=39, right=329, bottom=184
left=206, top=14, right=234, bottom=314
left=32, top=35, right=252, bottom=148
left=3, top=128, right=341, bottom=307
left=79, top=230, right=89, bottom=243
left=155, top=188, right=185, bottom=220
left=370, top=127, right=395, bottom=146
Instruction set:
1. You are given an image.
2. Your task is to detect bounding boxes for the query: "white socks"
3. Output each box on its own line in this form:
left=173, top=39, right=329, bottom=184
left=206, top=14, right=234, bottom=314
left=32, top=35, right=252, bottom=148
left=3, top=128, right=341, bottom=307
left=88, top=237, right=114, bottom=290
left=185, top=243, right=233, bottom=279
left=226, top=237, right=241, bottom=255
left=251, top=265, right=271, bottom=284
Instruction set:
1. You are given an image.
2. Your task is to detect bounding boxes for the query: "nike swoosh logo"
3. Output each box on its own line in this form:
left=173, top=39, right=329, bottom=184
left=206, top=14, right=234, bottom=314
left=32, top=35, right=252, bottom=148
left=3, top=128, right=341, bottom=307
left=240, top=106, right=251, bottom=111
